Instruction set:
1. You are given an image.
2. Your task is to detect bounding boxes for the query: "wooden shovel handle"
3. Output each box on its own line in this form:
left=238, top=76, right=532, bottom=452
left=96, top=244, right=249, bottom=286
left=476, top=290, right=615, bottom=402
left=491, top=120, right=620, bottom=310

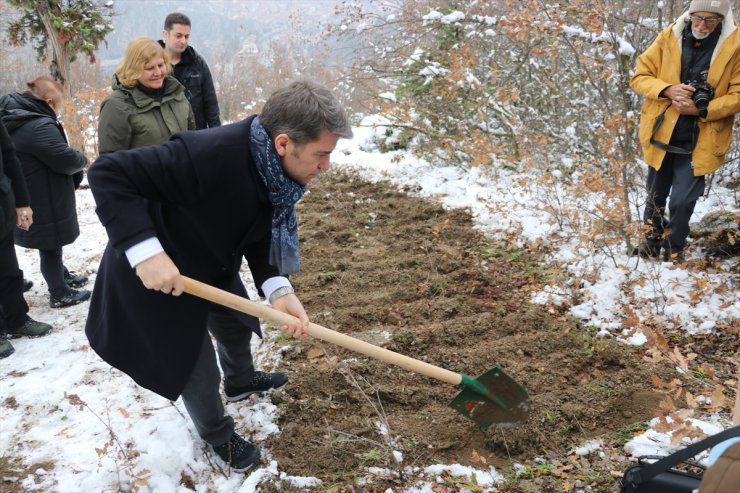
left=181, top=276, right=462, bottom=387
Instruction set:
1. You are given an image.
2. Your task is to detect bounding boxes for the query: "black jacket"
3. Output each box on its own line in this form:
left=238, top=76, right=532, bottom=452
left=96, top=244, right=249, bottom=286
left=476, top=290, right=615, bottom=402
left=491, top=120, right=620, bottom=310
left=0, top=119, right=30, bottom=239
left=86, top=117, right=278, bottom=400
left=670, top=23, right=722, bottom=148
left=0, top=93, right=87, bottom=250
left=160, top=42, right=221, bottom=130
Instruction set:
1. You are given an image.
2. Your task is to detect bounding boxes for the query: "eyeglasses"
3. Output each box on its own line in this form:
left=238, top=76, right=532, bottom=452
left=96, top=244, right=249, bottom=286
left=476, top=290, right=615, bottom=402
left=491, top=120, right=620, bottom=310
left=690, top=14, right=722, bottom=26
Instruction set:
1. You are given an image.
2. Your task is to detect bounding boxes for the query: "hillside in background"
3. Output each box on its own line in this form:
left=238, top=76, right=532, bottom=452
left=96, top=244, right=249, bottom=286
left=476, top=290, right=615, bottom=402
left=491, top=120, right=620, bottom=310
left=98, top=0, right=349, bottom=61
left=0, top=0, right=363, bottom=97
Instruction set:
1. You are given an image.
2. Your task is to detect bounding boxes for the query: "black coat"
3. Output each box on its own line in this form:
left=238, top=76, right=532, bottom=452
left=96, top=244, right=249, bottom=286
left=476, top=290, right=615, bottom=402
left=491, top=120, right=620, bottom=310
left=0, top=93, right=87, bottom=250
left=160, top=42, right=221, bottom=130
left=86, top=116, right=278, bottom=400
left=0, top=119, right=30, bottom=239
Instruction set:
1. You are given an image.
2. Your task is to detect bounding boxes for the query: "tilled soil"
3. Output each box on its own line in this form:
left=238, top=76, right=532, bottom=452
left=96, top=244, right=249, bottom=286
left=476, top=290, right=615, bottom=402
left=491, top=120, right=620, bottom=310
left=263, top=169, right=681, bottom=490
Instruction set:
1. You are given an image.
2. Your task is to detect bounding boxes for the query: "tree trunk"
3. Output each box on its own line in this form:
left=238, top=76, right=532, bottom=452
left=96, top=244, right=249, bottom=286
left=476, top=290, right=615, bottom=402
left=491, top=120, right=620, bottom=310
left=34, top=0, right=72, bottom=101
left=34, top=0, right=85, bottom=153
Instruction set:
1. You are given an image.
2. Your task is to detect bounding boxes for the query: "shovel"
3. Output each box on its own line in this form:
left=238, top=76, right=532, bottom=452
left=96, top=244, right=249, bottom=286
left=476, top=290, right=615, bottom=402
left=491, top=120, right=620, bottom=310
left=181, top=276, right=530, bottom=428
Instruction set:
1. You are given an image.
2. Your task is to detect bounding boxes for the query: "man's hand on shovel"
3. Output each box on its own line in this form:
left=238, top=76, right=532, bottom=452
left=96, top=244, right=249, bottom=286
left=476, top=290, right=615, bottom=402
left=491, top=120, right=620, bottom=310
left=134, top=252, right=308, bottom=338
left=135, top=252, right=184, bottom=295
left=270, top=294, right=310, bottom=339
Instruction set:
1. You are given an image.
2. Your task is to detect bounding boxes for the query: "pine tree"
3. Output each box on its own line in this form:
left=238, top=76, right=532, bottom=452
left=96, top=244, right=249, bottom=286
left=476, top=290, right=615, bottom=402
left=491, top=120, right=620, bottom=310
left=6, top=0, right=114, bottom=101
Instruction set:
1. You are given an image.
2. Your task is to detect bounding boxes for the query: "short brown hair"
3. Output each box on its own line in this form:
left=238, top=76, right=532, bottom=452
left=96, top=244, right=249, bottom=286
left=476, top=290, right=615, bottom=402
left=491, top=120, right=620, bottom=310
left=26, top=75, right=63, bottom=108
left=115, top=37, right=171, bottom=87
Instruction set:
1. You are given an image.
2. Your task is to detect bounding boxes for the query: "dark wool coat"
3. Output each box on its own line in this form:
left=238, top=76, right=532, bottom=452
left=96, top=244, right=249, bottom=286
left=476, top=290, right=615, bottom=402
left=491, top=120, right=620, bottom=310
left=159, top=41, right=221, bottom=130
left=0, top=120, right=30, bottom=239
left=0, top=93, right=87, bottom=250
left=86, top=116, right=278, bottom=400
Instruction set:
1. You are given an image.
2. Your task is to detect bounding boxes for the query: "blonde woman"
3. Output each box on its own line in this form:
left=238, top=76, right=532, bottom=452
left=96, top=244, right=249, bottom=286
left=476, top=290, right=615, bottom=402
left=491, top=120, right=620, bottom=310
left=98, top=37, right=195, bottom=154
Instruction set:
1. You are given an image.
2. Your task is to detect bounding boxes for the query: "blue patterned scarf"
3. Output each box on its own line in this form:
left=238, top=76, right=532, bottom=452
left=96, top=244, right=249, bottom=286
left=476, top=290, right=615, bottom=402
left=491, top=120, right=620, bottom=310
left=248, top=116, right=306, bottom=275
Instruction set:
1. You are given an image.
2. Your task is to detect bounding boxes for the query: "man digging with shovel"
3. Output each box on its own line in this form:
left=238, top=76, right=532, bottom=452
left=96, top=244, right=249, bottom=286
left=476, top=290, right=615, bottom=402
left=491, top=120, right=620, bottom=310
left=85, top=80, right=353, bottom=472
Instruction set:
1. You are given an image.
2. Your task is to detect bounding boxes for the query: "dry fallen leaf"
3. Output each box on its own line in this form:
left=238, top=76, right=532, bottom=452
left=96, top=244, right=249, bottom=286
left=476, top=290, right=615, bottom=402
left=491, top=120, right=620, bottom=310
left=707, top=385, right=730, bottom=412
left=654, top=415, right=673, bottom=432
left=685, top=392, right=697, bottom=408
left=307, top=347, right=325, bottom=361
left=670, top=424, right=705, bottom=445
left=651, top=374, right=665, bottom=389
left=471, top=448, right=488, bottom=466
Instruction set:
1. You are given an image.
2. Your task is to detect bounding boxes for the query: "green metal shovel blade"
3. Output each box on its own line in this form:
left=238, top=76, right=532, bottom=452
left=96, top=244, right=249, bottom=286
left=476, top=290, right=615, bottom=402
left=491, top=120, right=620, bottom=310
left=449, top=368, right=530, bottom=428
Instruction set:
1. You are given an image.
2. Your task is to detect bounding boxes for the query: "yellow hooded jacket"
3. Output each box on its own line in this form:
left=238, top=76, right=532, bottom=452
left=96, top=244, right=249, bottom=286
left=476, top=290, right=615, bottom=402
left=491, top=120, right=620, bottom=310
left=631, top=11, right=740, bottom=176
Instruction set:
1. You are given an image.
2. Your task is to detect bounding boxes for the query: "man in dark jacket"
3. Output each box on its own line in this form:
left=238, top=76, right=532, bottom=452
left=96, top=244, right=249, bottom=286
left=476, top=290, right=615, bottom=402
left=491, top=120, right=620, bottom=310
left=161, top=12, right=221, bottom=129
left=0, top=119, right=53, bottom=358
left=0, top=76, right=91, bottom=308
left=86, top=80, right=352, bottom=472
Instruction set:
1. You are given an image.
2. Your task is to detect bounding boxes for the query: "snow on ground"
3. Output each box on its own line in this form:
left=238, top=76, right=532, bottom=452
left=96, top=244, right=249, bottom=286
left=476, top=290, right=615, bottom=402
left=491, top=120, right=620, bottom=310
left=1, top=121, right=737, bottom=491
left=623, top=418, right=725, bottom=460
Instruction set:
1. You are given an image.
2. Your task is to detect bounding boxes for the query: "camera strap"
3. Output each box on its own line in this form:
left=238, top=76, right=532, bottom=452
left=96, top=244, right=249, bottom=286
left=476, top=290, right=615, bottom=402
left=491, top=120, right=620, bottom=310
left=628, top=426, right=740, bottom=487
left=649, top=110, right=697, bottom=155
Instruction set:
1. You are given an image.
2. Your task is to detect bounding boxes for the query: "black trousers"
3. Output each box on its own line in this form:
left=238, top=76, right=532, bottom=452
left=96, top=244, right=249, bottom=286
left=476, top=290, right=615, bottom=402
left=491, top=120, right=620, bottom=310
left=179, top=309, right=256, bottom=447
left=0, top=231, right=28, bottom=332
left=642, top=153, right=706, bottom=253
left=38, top=247, right=68, bottom=298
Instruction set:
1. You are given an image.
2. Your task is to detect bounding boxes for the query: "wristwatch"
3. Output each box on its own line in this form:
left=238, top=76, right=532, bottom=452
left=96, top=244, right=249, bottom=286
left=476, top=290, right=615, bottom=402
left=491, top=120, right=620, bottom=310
left=269, top=286, right=295, bottom=304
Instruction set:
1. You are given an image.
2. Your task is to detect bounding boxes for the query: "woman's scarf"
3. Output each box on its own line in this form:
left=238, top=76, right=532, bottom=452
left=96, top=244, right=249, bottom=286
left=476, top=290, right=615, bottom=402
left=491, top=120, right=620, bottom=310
left=248, top=116, right=305, bottom=275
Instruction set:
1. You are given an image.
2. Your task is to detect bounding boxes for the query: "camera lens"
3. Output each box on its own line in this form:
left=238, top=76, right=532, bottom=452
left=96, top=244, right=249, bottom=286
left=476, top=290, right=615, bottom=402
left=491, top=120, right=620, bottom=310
left=693, top=91, right=710, bottom=110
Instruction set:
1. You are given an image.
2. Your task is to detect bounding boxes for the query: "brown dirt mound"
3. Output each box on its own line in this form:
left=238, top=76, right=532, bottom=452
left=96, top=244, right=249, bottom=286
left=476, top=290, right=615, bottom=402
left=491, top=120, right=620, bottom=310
left=264, top=169, right=675, bottom=488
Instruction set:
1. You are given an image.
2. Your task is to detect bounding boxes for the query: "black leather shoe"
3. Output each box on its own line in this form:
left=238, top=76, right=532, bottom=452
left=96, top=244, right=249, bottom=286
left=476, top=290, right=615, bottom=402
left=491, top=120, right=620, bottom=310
left=22, top=279, right=33, bottom=292
left=224, top=371, right=289, bottom=402
left=212, top=433, right=261, bottom=472
left=50, top=288, right=91, bottom=308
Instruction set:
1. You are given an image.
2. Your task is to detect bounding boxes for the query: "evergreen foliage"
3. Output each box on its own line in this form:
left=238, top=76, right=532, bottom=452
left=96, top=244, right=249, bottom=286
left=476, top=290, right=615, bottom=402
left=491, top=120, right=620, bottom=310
left=7, top=0, right=113, bottom=63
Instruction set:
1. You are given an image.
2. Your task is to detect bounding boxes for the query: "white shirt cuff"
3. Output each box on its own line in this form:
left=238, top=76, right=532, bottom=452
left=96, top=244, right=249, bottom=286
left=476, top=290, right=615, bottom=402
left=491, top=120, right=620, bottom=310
left=261, top=276, right=292, bottom=301
left=125, top=237, right=164, bottom=268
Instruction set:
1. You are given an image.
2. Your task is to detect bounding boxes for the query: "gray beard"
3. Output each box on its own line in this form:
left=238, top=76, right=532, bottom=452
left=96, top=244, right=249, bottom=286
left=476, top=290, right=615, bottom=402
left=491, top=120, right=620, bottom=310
left=692, top=27, right=711, bottom=39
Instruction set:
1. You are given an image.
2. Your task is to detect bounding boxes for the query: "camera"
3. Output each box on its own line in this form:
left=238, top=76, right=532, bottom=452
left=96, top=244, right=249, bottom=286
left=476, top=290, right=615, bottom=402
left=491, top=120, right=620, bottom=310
left=685, top=70, right=714, bottom=111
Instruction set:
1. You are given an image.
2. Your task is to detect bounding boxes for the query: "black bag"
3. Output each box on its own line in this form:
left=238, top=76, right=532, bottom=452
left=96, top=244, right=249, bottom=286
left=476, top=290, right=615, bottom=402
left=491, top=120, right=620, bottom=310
left=620, top=426, right=740, bottom=493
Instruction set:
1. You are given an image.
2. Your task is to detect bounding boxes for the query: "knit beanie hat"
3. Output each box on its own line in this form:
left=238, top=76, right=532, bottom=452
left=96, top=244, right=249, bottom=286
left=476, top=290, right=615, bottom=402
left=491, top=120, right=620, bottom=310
left=689, top=0, right=730, bottom=17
